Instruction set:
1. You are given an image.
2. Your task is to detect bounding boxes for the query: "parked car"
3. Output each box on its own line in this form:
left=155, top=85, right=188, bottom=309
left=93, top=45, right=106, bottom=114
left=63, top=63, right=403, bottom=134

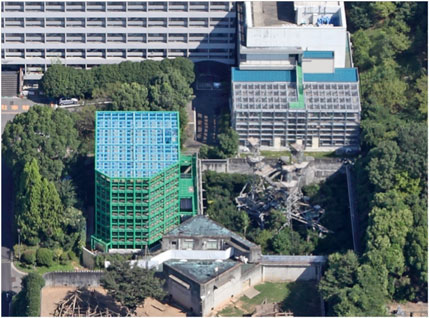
left=59, top=97, right=78, bottom=106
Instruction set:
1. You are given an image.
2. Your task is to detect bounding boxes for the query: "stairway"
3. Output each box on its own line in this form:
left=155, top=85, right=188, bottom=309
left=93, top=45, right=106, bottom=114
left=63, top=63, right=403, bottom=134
left=1, top=71, right=18, bottom=97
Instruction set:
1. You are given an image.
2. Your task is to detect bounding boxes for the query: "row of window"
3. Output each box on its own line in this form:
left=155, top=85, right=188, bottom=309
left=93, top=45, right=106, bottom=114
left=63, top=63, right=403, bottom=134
left=2, top=33, right=235, bottom=44
left=2, top=51, right=235, bottom=62
left=2, top=2, right=233, bottom=13
left=2, top=17, right=235, bottom=28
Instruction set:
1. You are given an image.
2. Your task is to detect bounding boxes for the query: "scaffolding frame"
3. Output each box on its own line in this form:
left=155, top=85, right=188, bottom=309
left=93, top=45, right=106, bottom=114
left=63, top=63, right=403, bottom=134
left=91, top=111, right=197, bottom=252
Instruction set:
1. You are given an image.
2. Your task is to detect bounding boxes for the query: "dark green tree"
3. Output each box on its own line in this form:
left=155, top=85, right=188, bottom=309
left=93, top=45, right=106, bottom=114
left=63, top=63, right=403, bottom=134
left=15, top=159, right=43, bottom=244
left=101, top=261, right=166, bottom=315
left=214, top=128, right=239, bottom=159
left=109, top=82, right=150, bottom=111
left=270, top=227, right=313, bottom=255
left=2, top=105, right=79, bottom=181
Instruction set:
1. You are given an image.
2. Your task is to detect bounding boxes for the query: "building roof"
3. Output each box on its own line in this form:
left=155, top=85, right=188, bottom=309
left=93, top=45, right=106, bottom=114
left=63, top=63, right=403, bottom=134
left=303, top=68, right=358, bottom=82
left=303, top=51, right=334, bottom=59
left=232, top=67, right=296, bottom=82
left=165, top=259, right=239, bottom=284
left=95, top=111, right=179, bottom=178
left=165, top=215, right=258, bottom=248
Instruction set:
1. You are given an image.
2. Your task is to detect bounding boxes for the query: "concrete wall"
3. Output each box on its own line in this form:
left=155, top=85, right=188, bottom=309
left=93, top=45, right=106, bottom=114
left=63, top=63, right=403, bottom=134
left=201, top=265, right=243, bottom=316
left=262, top=264, right=319, bottom=282
left=43, top=271, right=103, bottom=287
left=201, top=158, right=344, bottom=185
left=300, top=159, right=344, bottom=186
left=81, top=246, right=96, bottom=270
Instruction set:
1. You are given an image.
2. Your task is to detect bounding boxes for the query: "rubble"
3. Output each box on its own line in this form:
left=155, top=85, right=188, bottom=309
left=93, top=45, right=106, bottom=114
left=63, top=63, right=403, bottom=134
left=236, top=140, right=330, bottom=234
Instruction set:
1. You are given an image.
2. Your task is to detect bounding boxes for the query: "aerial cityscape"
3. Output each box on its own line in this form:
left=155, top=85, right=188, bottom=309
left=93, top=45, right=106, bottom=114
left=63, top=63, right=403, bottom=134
left=1, top=1, right=427, bottom=317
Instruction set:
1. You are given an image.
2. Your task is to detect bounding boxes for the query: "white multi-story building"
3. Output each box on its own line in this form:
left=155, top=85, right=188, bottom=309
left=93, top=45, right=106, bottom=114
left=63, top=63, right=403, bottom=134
left=1, top=1, right=236, bottom=80
left=232, top=1, right=360, bottom=151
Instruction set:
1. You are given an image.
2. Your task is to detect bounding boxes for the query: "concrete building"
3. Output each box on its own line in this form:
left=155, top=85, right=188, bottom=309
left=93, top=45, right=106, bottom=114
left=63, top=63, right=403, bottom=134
left=91, top=111, right=198, bottom=252
left=232, top=1, right=361, bottom=151
left=1, top=1, right=236, bottom=80
left=160, top=215, right=325, bottom=316
left=162, top=214, right=261, bottom=262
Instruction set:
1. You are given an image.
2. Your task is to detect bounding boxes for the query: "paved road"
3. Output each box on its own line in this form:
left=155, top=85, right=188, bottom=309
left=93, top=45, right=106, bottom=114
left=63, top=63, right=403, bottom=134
left=1, top=97, right=42, bottom=133
left=2, top=162, right=15, bottom=317
left=1, top=98, right=37, bottom=316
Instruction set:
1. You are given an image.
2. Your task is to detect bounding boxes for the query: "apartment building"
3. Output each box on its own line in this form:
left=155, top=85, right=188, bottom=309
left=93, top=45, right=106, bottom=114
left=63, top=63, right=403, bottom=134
left=1, top=1, right=236, bottom=80
left=231, top=1, right=360, bottom=150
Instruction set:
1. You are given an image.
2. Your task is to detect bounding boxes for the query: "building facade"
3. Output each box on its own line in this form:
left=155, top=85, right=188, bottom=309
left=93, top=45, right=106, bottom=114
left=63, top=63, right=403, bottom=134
left=1, top=1, right=236, bottom=80
left=91, top=111, right=198, bottom=252
left=232, top=1, right=361, bottom=151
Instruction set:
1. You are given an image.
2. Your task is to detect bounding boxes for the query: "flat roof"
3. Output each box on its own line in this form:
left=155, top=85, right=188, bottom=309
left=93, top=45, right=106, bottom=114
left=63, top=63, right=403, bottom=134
left=95, top=111, right=179, bottom=178
left=303, top=51, right=334, bottom=59
left=252, top=2, right=295, bottom=27
left=165, top=259, right=238, bottom=284
left=303, top=68, right=358, bottom=82
left=232, top=67, right=296, bottom=82
left=165, top=215, right=258, bottom=248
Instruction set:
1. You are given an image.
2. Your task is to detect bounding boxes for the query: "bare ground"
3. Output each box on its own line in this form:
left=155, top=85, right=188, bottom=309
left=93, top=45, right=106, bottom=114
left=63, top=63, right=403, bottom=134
left=387, top=302, right=428, bottom=317
left=41, top=286, right=186, bottom=317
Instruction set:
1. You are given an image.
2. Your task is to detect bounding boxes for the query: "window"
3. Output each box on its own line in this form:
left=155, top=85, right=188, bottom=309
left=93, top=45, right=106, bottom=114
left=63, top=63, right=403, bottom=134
left=182, top=239, right=194, bottom=250
left=206, top=240, right=218, bottom=250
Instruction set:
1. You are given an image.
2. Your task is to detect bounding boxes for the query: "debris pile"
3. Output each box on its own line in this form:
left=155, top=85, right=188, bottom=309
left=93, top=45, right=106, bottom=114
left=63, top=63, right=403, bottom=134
left=53, top=288, right=128, bottom=317
left=252, top=299, right=292, bottom=317
left=236, top=146, right=330, bottom=234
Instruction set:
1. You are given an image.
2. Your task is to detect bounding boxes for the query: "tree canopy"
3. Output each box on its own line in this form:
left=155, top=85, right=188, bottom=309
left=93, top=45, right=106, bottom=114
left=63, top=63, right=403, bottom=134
left=100, top=261, right=166, bottom=314
left=2, top=105, right=79, bottom=181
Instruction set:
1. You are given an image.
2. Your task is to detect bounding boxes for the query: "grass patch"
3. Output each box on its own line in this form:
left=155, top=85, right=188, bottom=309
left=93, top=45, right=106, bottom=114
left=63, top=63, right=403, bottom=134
left=242, top=282, right=290, bottom=306
left=218, top=305, right=245, bottom=317
left=260, top=150, right=291, bottom=158
left=281, top=281, right=321, bottom=316
left=304, top=151, right=336, bottom=158
left=14, top=261, right=76, bottom=275
left=217, top=281, right=321, bottom=317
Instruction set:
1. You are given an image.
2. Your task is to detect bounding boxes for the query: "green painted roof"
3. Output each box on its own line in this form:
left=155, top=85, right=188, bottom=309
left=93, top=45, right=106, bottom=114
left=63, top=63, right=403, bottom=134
left=165, top=259, right=238, bottom=284
left=303, top=68, right=358, bottom=82
left=232, top=67, right=296, bottom=82
left=165, top=215, right=258, bottom=248
left=303, top=51, right=334, bottom=59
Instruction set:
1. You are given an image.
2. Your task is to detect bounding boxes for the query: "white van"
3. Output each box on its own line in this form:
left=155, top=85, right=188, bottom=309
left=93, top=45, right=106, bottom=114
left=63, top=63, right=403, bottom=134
left=59, top=98, right=78, bottom=106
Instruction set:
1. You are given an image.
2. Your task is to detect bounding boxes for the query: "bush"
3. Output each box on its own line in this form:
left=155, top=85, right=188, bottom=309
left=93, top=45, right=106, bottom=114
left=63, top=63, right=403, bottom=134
left=59, top=252, right=69, bottom=265
left=13, top=243, right=27, bottom=261
left=21, top=273, right=45, bottom=316
left=21, top=250, right=36, bottom=266
left=67, top=250, right=77, bottom=261
left=27, top=237, right=40, bottom=246
left=36, top=248, right=53, bottom=267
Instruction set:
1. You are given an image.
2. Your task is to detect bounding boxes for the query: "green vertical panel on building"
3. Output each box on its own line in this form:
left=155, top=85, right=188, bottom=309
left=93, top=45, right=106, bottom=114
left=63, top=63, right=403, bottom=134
left=91, top=111, right=199, bottom=252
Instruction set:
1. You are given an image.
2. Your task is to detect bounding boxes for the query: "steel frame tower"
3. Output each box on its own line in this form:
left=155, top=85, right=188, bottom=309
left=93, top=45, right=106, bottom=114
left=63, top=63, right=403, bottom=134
left=91, top=111, right=197, bottom=252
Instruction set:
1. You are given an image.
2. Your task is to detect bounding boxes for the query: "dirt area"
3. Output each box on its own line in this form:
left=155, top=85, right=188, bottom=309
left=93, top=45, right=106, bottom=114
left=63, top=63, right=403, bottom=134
left=388, top=302, right=428, bottom=317
left=41, top=286, right=186, bottom=317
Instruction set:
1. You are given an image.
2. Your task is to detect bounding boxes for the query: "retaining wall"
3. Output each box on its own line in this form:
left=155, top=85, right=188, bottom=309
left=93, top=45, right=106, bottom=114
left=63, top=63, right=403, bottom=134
left=201, top=158, right=344, bottom=185
left=43, top=271, right=103, bottom=287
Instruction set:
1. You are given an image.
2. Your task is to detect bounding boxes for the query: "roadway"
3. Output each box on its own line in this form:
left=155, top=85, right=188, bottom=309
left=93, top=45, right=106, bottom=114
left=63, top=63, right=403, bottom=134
left=1, top=97, right=38, bottom=316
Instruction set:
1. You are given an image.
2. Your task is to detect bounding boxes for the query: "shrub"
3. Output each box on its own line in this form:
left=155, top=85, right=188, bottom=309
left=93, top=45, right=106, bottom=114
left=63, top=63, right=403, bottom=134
left=21, top=273, right=45, bottom=316
left=36, top=248, right=53, bottom=267
left=67, top=250, right=77, bottom=261
left=27, top=237, right=40, bottom=246
left=13, top=243, right=27, bottom=261
left=59, top=252, right=69, bottom=265
left=53, top=248, right=63, bottom=262
left=21, top=250, right=36, bottom=266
